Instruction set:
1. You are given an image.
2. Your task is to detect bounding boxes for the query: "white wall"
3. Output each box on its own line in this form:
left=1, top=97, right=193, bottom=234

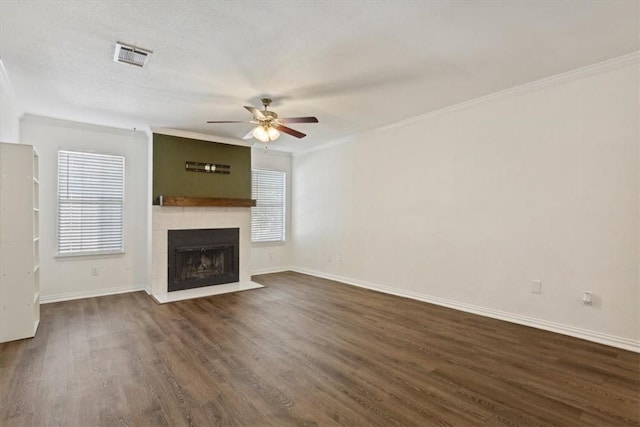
left=292, top=57, right=639, bottom=349
left=251, top=148, right=293, bottom=274
left=0, top=60, right=22, bottom=143
left=20, top=115, right=149, bottom=301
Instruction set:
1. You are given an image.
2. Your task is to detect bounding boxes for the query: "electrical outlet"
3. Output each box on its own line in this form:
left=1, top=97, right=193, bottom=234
left=582, top=291, right=593, bottom=305
left=531, top=279, right=542, bottom=294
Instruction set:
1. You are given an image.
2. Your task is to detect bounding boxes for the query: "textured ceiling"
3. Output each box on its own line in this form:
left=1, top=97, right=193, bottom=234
left=1, top=1, right=638, bottom=152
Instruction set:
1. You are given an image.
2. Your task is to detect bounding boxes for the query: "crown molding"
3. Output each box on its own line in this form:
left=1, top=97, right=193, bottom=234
left=151, top=127, right=254, bottom=147
left=377, top=51, right=640, bottom=134
left=21, top=114, right=149, bottom=139
left=295, top=51, right=640, bottom=158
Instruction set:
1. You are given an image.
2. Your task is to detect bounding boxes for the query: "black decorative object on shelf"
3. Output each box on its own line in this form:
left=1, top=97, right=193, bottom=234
left=185, top=161, right=230, bottom=174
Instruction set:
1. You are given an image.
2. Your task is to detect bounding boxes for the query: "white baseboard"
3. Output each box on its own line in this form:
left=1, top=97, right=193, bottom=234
left=250, top=266, right=292, bottom=276
left=291, top=267, right=640, bottom=353
left=40, top=284, right=146, bottom=304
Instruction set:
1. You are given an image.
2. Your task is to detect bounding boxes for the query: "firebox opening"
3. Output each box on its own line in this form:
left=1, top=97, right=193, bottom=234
left=168, top=228, right=239, bottom=292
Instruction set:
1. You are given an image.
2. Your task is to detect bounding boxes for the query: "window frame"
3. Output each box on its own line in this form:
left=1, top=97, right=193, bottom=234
left=56, top=150, right=125, bottom=257
left=251, top=168, right=287, bottom=244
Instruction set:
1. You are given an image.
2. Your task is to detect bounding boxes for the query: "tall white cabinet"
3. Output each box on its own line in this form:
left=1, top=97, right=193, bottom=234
left=0, top=142, right=40, bottom=343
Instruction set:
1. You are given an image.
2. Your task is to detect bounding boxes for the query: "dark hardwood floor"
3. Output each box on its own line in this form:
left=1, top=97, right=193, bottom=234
left=0, top=271, right=638, bottom=426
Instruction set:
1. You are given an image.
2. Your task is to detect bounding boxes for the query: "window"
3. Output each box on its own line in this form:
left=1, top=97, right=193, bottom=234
left=57, top=150, right=125, bottom=256
left=251, top=169, right=286, bottom=243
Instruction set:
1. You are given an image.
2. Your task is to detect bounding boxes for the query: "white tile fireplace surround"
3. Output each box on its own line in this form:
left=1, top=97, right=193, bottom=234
left=151, top=206, right=263, bottom=303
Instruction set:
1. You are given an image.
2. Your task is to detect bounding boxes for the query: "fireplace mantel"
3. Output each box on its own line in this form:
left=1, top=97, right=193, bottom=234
left=159, top=195, right=256, bottom=207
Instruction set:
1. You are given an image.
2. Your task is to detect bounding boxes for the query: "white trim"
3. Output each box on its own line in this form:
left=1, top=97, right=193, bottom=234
left=376, top=51, right=640, bottom=135
left=291, top=267, right=640, bottom=353
left=250, top=266, right=292, bottom=276
left=295, top=51, right=640, bottom=157
left=40, top=284, right=146, bottom=304
left=21, top=114, right=148, bottom=139
left=151, top=127, right=254, bottom=148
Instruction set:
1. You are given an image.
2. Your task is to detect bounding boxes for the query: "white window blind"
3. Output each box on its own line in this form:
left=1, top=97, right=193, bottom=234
left=251, top=169, right=286, bottom=243
left=57, top=150, right=125, bottom=256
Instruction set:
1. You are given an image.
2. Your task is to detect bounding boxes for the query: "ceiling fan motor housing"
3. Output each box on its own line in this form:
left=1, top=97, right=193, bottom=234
left=262, top=111, right=278, bottom=122
left=261, top=98, right=279, bottom=124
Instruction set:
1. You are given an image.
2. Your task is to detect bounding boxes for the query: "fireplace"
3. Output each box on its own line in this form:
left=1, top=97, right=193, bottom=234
left=168, top=228, right=239, bottom=292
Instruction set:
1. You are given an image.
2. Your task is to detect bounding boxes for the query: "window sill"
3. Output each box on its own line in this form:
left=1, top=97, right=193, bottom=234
left=252, top=240, right=286, bottom=247
left=55, top=250, right=125, bottom=259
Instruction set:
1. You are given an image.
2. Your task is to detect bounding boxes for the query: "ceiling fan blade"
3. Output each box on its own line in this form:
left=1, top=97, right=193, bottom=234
left=278, top=116, right=319, bottom=124
left=244, top=106, right=266, bottom=120
left=206, top=120, right=250, bottom=123
left=242, top=128, right=255, bottom=140
left=275, top=124, right=306, bottom=139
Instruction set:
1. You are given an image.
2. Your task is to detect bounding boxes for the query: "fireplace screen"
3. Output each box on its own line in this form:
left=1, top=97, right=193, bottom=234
left=168, top=228, right=239, bottom=292
left=175, top=246, right=230, bottom=281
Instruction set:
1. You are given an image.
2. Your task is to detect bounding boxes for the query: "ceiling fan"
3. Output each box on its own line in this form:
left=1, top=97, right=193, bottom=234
left=207, top=98, right=318, bottom=144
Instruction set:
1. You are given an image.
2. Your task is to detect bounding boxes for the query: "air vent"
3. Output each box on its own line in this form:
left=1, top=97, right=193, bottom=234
left=113, top=42, right=152, bottom=68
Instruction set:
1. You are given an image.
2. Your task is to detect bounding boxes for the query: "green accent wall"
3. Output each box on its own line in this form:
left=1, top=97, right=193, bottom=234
left=152, top=134, right=251, bottom=203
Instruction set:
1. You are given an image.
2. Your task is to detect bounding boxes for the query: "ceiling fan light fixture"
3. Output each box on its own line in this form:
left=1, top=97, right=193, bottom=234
left=252, top=125, right=280, bottom=142
left=252, top=126, right=268, bottom=142
left=267, top=126, right=280, bottom=140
